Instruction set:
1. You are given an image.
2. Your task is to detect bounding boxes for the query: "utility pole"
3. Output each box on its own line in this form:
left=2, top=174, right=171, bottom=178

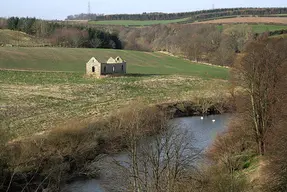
left=88, top=1, right=91, bottom=20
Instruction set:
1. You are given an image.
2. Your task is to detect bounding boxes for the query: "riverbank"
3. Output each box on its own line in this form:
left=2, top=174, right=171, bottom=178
left=1, top=98, right=233, bottom=191
left=158, top=100, right=234, bottom=118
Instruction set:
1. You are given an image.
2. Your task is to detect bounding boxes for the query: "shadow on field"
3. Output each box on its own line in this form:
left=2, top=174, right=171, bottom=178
left=124, top=73, right=164, bottom=77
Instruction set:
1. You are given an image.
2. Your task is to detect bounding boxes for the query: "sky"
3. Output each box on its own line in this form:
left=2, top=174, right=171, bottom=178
left=0, top=0, right=286, bottom=20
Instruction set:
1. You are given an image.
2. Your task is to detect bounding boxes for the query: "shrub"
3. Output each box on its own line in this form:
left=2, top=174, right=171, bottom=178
left=0, top=103, right=167, bottom=191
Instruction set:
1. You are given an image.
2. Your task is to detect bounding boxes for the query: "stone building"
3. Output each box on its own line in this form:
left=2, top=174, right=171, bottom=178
left=86, top=56, right=126, bottom=77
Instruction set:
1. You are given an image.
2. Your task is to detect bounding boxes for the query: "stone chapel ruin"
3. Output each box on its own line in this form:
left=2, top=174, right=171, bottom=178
left=86, top=56, right=127, bottom=77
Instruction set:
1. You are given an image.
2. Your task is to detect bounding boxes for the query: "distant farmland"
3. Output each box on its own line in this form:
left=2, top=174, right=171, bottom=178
left=85, top=16, right=287, bottom=34
left=0, top=47, right=228, bottom=79
left=196, top=17, right=287, bottom=25
left=88, top=17, right=190, bottom=26
left=85, top=16, right=287, bottom=27
left=250, top=24, right=287, bottom=33
left=215, top=24, right=287, bottom=33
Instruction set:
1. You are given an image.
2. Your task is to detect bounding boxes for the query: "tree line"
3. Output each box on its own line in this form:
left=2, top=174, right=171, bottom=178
left=0, top=17, right=122, bottom=49
left=67, top=7, right=287, bottom=21
left=206, top=36, right=287, bottom=191
left=118, top=24, right=254, bottom=66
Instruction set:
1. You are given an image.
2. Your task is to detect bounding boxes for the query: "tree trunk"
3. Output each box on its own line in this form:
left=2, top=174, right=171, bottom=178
left=258, top=139, right=265, bottom=156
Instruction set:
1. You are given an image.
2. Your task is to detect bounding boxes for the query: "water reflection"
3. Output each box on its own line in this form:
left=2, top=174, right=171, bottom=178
left=170, top=114, right=231, bottom=151
left=62, top=114, right=231, bottom=192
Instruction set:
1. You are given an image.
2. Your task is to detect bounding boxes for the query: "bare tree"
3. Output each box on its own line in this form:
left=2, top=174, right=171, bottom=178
left=117, top=116, right=200, bottom=192
left=233, top=39, right=287, bottom=155
left=223, top=24, right=253, bottom=53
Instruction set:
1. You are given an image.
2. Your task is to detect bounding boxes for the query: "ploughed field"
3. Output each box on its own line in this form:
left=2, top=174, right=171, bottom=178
left=0, top=47, right=229, bottom=139
left=196, top=16, right=287, bottom=25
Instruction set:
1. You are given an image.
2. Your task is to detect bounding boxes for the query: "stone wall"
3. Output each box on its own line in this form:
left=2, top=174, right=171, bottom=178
left=101, top=62, right=126, bottom=75
left=86, top=57, right=101, bottom=76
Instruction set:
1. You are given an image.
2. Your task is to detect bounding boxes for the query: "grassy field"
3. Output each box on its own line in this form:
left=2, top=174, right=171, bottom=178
left=250, top=24, right=287, bottom=33
left=0, top=72, right=228, bottom=139
left=217, top=24, right=287, bottom=33
left=0, top=47, right=229, bottom=139
left=0, top=47, right=228, bottom=79
left=88, top=18, right=190, bottom=26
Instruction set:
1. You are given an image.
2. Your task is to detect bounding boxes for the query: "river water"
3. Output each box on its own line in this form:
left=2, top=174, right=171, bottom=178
left=62, top=114, right=231, bottom=192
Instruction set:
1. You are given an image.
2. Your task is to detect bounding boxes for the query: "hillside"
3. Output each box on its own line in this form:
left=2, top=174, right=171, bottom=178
left=0, top=47, right=228, bottom=79
left=0, top=29, right=48, bottom=47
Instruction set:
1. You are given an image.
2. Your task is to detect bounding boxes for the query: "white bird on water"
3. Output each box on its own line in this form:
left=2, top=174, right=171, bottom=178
left=212, top=119, right=216, bottom=123
left=201, top=117, right=204, bottom=120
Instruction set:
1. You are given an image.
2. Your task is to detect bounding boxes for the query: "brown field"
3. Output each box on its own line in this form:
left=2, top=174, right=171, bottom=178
left=196, top=17, right=287, bottom=24
left=66, top=20, right=89, bottom=24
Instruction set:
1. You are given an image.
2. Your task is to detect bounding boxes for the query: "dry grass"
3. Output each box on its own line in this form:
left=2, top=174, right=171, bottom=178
left=0, top=70, right=229, bottom=140
left=0, top=29, right=48, bottom=47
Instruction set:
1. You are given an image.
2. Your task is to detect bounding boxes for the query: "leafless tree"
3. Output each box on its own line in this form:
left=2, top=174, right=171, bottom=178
left=233, top=39, right=287, bottom=155
left=116, top=116, right=201, bottom=192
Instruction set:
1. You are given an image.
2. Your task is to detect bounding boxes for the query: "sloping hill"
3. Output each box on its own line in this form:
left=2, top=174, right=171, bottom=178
left=0, top=29, right=48, bottom=47
left=0, top=47, right=228, bottom=79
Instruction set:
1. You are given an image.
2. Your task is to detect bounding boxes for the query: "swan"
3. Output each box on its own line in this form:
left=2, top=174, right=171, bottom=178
left=200, top=117, right=204, bottom=120
left=212, top=119, right=216, bottom=123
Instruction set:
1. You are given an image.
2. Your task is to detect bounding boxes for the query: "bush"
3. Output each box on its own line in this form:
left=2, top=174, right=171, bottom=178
left=207, top=168, right=250, bottom=192
left=0, top=103, right=167, bottom=191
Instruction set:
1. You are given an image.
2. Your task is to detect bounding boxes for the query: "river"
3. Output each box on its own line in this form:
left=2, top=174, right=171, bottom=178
left=62, top=114, right=231, bottom=192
